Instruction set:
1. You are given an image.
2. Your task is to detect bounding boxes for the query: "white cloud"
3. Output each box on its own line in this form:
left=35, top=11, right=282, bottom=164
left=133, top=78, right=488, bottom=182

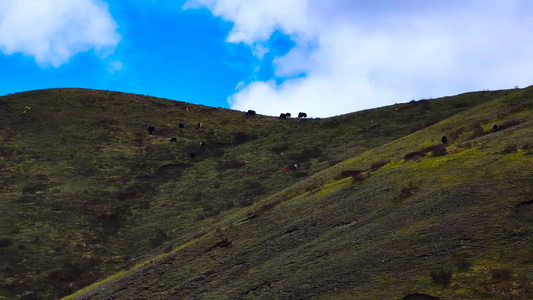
left=108, top=60, right=123, bottom=73
left=186, top=0, right=533, bottom=117
left=0, top=0, right=121, bottom=67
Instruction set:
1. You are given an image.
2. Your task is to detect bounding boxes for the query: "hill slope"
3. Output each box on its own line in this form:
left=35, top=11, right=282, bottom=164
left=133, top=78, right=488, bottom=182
left=0, top=87, right=530, bottom=299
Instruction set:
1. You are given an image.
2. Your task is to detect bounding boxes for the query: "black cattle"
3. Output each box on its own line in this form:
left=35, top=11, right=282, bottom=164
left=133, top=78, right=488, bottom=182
left=198, top=122, right=202, bottom=128
left=492, top=124, right=499, bottom=132
left=170, top=138, right=177, bottom=142
left=179, top=123, right=184, bottom=128
left=441, top=136, right=448, bottom=144
left=200, top=141, right=206, bottom=146
left=190, top=153, right=196, bottom=159
left=279, top=113, right=287, bottom=119
left=246, top=110, right=256, bottom=116
left=147, top=127, right=155, bottom=135
left=285, top=113, right=291, bottom=117
left=298, top=112, right=307, bottom=118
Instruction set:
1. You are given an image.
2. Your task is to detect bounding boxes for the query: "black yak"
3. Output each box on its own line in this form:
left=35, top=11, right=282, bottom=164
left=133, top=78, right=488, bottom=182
left=179, top=123, right=184, bottom=128
left=246, top=110, right=256, bottom=116
left=279, top=113, right=287, bottom=119
left=170, top=138, right=177, bottom=142
left=441, top=136, right=448, bottom=144
left=147, top=127, right=155, bottom=135
left=285, top=113, right=291, bottom=117
left=298, top=112, right=307, bottom=118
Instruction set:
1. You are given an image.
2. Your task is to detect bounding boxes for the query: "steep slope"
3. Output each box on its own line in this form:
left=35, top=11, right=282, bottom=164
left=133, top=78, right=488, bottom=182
left=0, top=87, right=520, bottom=299
left=63, top=86, right=533, bottom=300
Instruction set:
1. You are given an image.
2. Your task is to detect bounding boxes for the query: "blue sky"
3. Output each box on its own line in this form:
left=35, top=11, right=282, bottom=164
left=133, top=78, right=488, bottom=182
left=2, top=0, right=533, bottom=117
left=0, top=0, right=262, bottom=107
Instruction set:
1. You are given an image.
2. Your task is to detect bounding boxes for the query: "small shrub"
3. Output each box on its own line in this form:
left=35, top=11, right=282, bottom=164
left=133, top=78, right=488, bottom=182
left=22, top=183, right=47, bottom=194
left=510, top=103, right=533, bottom=113
left=134, top=132, right=145, bottom=147
left=234, top=131, right=255, bottom=143
left=131, top=162, right=148, bottom=172
left=153, top=126, right=175, bottom=136
left=96, top=205, right=130, bottom=229
left=116, top=190, right=137, bottom=201
left=16, top=194, right=43, bottom=203
left=218, top=159, right=246, bottom=170
left=131, top=181, right=156, bottom=195
left=337, top=169, right=364, bottom=181
left=0, top=146, right=17, bottom=158
left=35, top=174, right=50, bottom=181
left=149, top=229, right=169, bottom=247
left=78, top=167, right=98, bottom=175
left=20, top=292, right=37, bottom=300
left=238, top=198, right=254, bottom=208
left=399, top=182, right=419, bottom=199
left=293, top=146, right=323, bottom=162
left=403, top=150, right=426, bottom=160
left=253, top=199, right=282, bottom=217
left=523, top=144, right=533, bottom=155
left=430, top=268, right=453, bottom=287
left=468, top=125, right=488, bottom=140
left=202, top=203, right=215, bottom=212
left=455, top=258, right=472, bottom=271
left=154, top=163, right=191, bottom=179
left=139, top=201, right=150, bottom=209
left=453, top=102, right=468, bottom=108
left=225, top=201, right=234, bottom=210
left=489, top=268, right=513, bottom=281
left=322, top=118, right=341, bottom=128
left=447, top=126, right=465, bottom=139
left=499, top=119, right=524, bottom=131
left=422, top=144, right=448, bottom=157
left=457, top=142, right=473, bottom=151
left=471, top=119, right=490, bottom=129
left=368, top=160, right=391, bottom=171
left=213, top=148, right=225, bottom=157
left=244, top=183, right=265, bottom=199
left=520, top=250, right=533, bottom=263
left=272, top=143, right=290, bottom=154
left=304, top=181, right=324, bottom=192
left=502, top=144, right=518, bottom=154
left=293, top=171, right=308, bottom=178
left=184, top=144, right=207, bottom=156
left=424, top=115, right=441, bottom=127
left=0, top=237, right=14, bottom=247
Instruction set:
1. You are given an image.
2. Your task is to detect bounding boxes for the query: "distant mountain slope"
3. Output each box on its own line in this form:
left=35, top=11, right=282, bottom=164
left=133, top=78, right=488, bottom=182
left=64, top=86, right=533, bottom=300
left=0, top=87, right=524, bottom=299
left=64, top=87, right=533, bottom=300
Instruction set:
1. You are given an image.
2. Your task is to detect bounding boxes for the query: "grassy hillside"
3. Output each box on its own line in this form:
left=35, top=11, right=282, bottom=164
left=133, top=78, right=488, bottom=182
left=0, top=87, right=528, bottom=299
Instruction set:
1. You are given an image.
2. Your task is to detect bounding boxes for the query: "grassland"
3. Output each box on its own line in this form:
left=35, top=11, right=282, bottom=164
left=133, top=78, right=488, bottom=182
left=0, top=87, right=531, bottom=299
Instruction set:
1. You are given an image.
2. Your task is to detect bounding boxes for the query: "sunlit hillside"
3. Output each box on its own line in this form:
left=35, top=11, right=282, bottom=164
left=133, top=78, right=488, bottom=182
left=1, top=87, right=532, bottom=299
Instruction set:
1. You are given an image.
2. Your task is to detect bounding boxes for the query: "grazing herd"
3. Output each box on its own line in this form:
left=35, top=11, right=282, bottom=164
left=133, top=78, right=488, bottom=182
left=145, top=109, right=308, bottom=161
left=243, top=110, right=305, bottom=119
left=147, top=108, right=502, bottom=165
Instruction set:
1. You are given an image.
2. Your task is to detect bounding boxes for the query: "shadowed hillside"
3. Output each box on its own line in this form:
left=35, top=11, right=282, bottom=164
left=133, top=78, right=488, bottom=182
left=0, top=87, right=530, bottom=299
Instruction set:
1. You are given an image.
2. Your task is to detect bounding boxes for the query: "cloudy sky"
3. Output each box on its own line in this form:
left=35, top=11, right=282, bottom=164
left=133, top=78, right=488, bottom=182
left=1, top=0, right=533, bottom=117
